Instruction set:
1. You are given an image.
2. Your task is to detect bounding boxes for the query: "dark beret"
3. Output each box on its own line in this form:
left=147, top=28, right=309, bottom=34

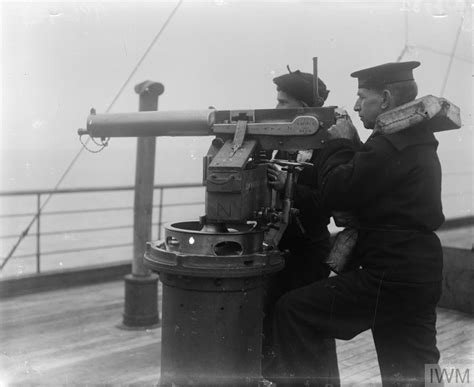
left=351, top=61, right=420, bottom=89
left=273, top=70, right=329, bottom=107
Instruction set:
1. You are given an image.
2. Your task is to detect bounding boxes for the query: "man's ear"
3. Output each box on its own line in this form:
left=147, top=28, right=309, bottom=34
left=380, top=89, right=393, bottom=110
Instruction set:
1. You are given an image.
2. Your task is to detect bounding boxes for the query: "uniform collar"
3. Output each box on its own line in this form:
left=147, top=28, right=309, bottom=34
left=379, top=123, right=439, bottom=151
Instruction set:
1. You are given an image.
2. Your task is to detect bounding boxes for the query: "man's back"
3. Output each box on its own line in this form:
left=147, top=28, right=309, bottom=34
left=357, top=125, right=444, bottom=230
left=318, top=122, right=444, bottom=282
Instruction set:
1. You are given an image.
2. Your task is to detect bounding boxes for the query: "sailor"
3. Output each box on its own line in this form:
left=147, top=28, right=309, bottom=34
left=268, top=61, right=445, bottom=386
left=272, top=67, right=328, bottom=109
left=262, top=67, right=340, bottom=385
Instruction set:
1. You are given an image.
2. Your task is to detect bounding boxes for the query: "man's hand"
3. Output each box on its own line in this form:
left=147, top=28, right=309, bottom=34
left=327, top=108, right=360, bottom=143
left=267, top=163, right=287, bottom=192
left=332, top=211, right=359, bottom=228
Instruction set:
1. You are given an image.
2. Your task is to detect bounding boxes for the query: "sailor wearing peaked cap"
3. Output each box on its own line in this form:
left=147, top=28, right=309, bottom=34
left=350, top=61, right=420, bottom=89
left=273, top=67, right=329, bottom=108
left=269, top=59, right=447, bottom=386
left=346, top=61, right=421, bottom=130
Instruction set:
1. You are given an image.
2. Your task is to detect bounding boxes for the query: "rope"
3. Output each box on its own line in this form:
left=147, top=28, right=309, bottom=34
left=1, top=0, right=183, bottom=271
left=1, top=147, right=86, bottom=270
left=396, top=9, right=409, bottom=62
left=397, top=4, right=472, bottom=65
left=440, top=3, right=468, bottom=96
left=413, top=45, right=472, bottom=64
left=105, top=0, right=183, bottom=113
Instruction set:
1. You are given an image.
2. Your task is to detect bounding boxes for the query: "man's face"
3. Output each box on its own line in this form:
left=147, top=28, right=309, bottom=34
left=353, top=88, right=384, bottom=129
left=276, top=90, right=306, bottom=109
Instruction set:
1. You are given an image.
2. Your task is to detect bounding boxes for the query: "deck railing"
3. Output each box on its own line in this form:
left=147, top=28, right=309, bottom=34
left=0, top=183, right=204, bottom=274
left=0, top=184, right=472, bottom=276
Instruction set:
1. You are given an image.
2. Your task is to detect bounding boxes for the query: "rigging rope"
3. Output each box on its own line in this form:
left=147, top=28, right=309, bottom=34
left=397, top=3, right=472, bottom=65
left=396, top=9, right=409, bottom=62
left=1, top=0, right=184, bottom=271
left=440, top=2, right=468, bottom=97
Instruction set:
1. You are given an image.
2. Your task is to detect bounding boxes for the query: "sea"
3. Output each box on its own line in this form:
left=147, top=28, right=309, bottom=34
left=0, top=141, right=208, bottom=279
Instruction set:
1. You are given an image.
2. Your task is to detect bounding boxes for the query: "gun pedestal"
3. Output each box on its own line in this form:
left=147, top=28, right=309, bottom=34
left=145, top=221, right=284, bottom=386
left=79, top=96, right=337, bottom=383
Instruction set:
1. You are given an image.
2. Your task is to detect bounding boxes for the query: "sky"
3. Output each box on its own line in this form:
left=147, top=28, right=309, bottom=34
left=0, top=0, right=472, bottom=216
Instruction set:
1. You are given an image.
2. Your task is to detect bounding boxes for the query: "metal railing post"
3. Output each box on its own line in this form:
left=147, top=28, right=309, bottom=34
left=121, top=81, right=164, bottom=329
left=36, top=194, right=41, bottom=274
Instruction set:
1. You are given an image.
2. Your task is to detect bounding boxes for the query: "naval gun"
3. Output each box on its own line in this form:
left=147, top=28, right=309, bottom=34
left=79, top=97, right=337, bottom=387
left=80, top=107, right=335, bottom=244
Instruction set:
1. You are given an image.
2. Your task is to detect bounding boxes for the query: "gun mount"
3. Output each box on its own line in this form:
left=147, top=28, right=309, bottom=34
left=80, top=106, right=335, bottom=236
left=79, top=92, right=338, bottom=387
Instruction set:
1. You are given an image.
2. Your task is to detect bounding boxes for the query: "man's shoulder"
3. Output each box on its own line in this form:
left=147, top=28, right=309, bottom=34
left=371, top=124, right=438, bottom=152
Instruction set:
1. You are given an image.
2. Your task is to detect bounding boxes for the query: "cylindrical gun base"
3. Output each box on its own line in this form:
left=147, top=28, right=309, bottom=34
left=159, top=274, right=265, bottom=387
left=145, top=221, right=284, bottom=387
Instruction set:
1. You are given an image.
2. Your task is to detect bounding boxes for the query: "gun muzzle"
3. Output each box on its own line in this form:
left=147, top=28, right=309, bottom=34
left=80, top=109, right=216, bottom=138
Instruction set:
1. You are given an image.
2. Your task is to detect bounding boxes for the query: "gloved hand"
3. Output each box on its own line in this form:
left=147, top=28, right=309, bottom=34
left=267, top=163, right=287, bottom=192
left=328, top=108, right=360, bottom=144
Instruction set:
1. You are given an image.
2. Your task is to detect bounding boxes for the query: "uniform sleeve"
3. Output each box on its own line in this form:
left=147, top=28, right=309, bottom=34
left=293, top=182, right=325, bottom=216
left=316, top=136, right=396, bottom=211
left=289, top=159, right=331, bottom=226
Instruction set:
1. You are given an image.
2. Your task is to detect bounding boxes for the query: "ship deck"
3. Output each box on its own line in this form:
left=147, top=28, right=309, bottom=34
left=1, top=280, right=473, bottom=386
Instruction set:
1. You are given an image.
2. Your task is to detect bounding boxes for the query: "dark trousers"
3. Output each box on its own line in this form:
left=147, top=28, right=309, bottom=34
left=262, top=248, right=340, bottom=387
left=266, top=268, right=441, bottom=387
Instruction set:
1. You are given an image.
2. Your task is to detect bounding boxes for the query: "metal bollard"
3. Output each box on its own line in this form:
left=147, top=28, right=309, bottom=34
left=121, top=81, right=164, bottom=329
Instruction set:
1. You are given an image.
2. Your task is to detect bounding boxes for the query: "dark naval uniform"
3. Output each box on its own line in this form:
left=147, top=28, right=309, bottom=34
left=273, top=150, right=332, bottom=290
left=263, top=151, right=339, bottom=385
left=262, top=70, right=339, bottom=385
left=268, top=121, right=444, bottom=386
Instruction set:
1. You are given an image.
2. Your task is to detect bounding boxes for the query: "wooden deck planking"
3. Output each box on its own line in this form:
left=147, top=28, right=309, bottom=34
left=1, top=280, right=472, bottom=386
left=25, top=343, right=161, bottom=385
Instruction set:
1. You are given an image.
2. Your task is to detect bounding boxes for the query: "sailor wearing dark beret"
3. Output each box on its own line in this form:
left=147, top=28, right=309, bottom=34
left=273, top=67, right=329, bottom=108
left=262, top=67, right=340, bottom=385
left=269, top=61, right=447, bottom=386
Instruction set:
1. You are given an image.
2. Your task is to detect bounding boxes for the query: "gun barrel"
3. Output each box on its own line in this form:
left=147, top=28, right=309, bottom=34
left=83, top=109, right=215, bottom=138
